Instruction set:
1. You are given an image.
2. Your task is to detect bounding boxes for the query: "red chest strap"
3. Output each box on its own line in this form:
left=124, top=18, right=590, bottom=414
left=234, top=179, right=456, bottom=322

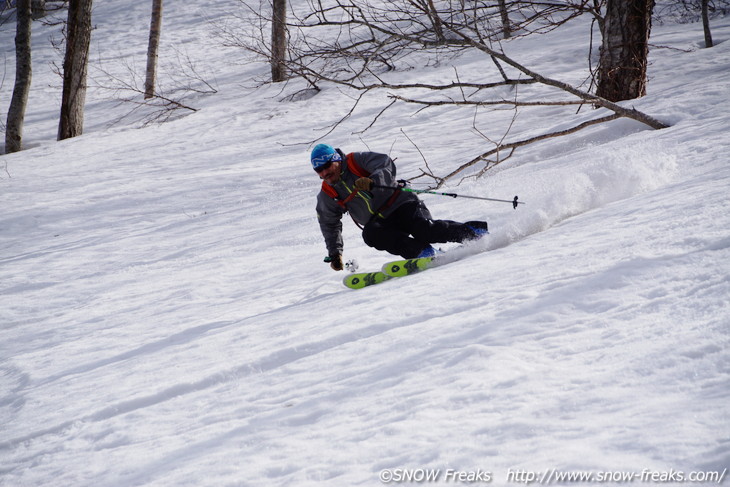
left=321, top=153, right=370, bottom=209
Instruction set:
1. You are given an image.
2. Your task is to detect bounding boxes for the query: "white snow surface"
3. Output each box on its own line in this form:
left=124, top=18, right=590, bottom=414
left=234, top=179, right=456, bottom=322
left=1, top=2, right=729, bottom=486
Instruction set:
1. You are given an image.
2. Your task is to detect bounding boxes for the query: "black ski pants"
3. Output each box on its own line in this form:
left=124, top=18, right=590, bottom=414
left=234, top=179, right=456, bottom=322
left=362, top=199, right=473, bottom=258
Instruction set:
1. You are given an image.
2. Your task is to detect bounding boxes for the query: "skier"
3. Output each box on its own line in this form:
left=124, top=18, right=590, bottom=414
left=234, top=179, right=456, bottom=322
left=312, top=144, right=489, bottom=271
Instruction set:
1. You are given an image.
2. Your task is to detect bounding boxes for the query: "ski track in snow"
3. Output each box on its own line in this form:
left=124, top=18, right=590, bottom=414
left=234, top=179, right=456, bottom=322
left=1, top=2, right=729, bottom=486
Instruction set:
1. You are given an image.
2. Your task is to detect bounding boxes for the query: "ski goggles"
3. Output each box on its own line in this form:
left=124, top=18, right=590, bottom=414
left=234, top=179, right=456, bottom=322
left=313, top=158, right=335, bottom=173
left=312, top=151, right=341, bottom=172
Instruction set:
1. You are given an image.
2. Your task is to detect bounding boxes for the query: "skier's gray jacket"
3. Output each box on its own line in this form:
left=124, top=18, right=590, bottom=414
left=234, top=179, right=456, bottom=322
left=316, top=150, right=418, bottom=256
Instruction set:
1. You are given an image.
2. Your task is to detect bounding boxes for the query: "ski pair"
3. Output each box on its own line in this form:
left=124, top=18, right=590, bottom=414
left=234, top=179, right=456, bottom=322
left=343, top=256, right=435, bottom=289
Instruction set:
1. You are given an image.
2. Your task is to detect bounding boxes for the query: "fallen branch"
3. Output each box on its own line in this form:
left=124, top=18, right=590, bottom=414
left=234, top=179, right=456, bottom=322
left=447, top=27, right=669, bottom=130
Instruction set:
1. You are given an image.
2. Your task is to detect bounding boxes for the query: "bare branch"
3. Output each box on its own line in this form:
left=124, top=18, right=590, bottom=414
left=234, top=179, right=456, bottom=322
left=389, top=95, right=587, bottom=108
left=438, top=112, right=622, bottom=187
left=90, top=48, right=216, bottom=127
left=400, top=127, right=443, bottom=185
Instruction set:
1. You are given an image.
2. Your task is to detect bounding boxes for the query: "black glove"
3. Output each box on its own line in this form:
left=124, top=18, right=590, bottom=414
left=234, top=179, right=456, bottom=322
left=354, top=177, right=374, bottom=191
left=329, top=254, right=344, bottom=271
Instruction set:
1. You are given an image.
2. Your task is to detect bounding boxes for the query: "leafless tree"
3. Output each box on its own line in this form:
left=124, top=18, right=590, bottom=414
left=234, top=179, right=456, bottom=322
left=701, top=0, right=713, bottom=47
left=31, top=0, right=45, bottom=19
left=58, top=0, right=92, bottom=140
left=595, top=0, right=654, bottom=102
left=654, top=0, right=729, bottom=48
left=5, top=0, right=32, bottom=154
left=271, top=0, right=287, bottom=81
left=498, top=0, right=512, bottom=38
left=145, top=0, right=163, bottom=99
left=216, top=0, right=292, bottom=83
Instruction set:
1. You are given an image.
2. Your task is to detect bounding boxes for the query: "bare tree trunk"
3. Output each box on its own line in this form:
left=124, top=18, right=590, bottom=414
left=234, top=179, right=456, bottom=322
left=595, top=0, right=654, bottom=102
left=592, top=0, right=605, bottom=36
left=5, top=0, right=32, bottom=154
left=497, top=0, right=511, bottom=39
left=31, top=0, right=45, bottom=19
left=58, top=0, right=93, bottom=141
left=426, top=0, right=446, bottom=42
left=701, top=0, right=713, bottom=48
left=145, top=0, right=163, bottom=99
left=271, top=0, right=287, bottom=82
left=596, top=0, right=654, bottom=102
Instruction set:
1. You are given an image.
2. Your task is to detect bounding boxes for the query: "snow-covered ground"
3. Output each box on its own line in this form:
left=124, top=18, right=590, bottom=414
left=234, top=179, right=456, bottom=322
left=1, top=2, right=728, bottom=486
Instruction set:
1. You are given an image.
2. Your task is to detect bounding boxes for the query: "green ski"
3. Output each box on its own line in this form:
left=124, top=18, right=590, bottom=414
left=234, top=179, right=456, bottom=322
left=341, top=231, right=490, bottom=288
left=343, top=271, right=392, bottom=289
left=381, top=257, right=435, bottom=277
left=343, top=257, right=437, bottom=289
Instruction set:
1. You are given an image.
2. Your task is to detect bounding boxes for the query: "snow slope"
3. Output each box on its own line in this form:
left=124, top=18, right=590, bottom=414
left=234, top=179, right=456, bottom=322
left=1, top=1, right=729, bottom=486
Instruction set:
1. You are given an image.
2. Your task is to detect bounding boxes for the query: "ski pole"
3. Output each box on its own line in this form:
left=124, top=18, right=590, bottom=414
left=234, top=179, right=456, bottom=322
left=373, top=183, right=524, bottom=209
